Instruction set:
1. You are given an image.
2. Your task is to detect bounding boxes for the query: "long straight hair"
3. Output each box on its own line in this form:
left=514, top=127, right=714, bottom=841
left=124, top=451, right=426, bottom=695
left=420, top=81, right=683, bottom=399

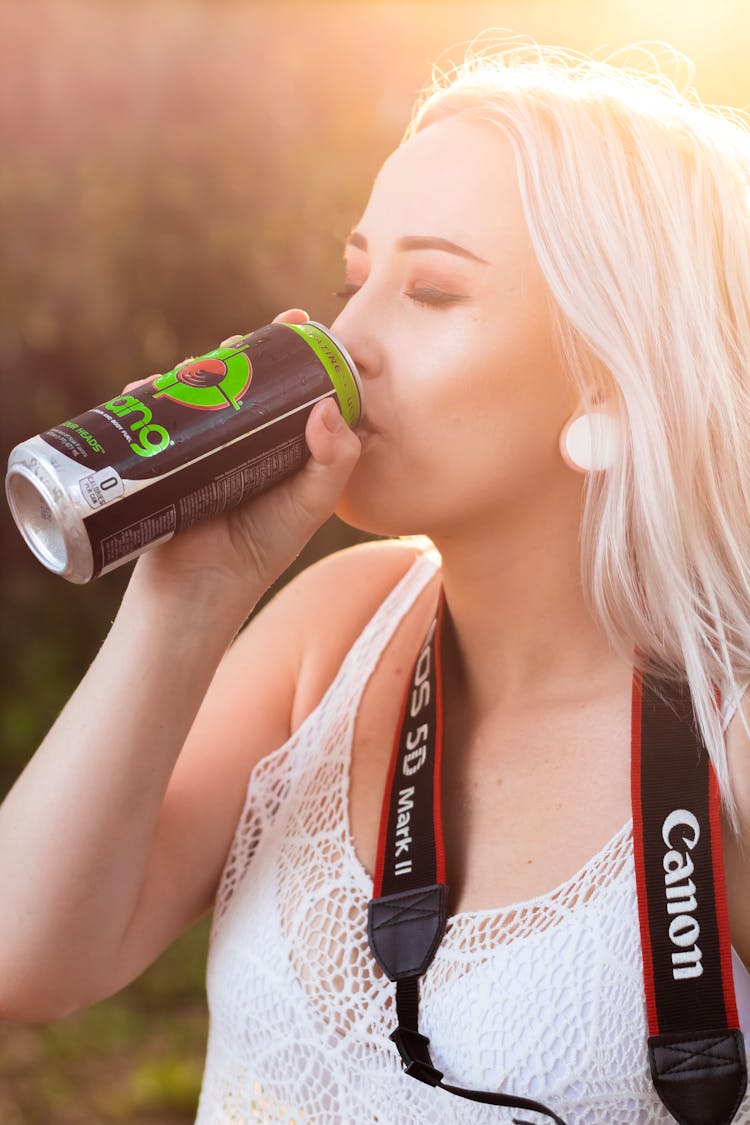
left=406, top=34, right=750, bottom=832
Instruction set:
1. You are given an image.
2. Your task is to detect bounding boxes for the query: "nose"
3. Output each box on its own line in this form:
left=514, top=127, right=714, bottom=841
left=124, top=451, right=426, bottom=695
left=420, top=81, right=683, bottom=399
left=329, top=292, right=381, bottom=383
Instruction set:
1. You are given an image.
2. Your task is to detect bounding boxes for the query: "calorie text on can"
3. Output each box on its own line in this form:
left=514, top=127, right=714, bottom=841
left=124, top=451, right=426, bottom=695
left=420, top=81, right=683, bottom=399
left=5, top=321, right=363, bottom=583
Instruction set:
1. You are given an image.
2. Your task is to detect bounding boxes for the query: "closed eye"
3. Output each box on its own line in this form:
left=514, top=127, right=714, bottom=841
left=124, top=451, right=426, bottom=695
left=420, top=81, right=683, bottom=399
left=333, top=283, right=468, bottom=307
left=333, top=283, right=361, bottom=301
left=406, top=286, right=469, bottom=307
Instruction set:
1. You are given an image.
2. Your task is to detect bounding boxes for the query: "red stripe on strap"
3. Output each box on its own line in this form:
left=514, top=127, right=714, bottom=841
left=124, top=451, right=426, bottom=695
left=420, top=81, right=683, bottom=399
left=709, top=763, right=740, bottom=1027
left=630, top=665, right=659, bottom=1034
left=373, top=665, right=413, bottom=898
left=433, top=591, right=446, bottom=886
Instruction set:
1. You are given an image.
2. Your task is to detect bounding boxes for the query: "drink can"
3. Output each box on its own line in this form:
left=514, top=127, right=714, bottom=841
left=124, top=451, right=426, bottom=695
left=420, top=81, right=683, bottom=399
left=5, top=320, right=363, bottom=583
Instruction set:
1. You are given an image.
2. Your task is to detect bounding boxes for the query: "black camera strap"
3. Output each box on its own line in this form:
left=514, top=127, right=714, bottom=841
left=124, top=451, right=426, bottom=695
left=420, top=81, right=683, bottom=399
left=367, top=587, right=747, bottom=1124
left=633, top=671, right=747, bottom=1124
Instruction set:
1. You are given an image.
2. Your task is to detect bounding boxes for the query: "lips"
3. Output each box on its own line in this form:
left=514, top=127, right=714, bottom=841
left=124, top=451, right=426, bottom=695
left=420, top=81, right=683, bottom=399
left=351, top=421, right=377, bottom=453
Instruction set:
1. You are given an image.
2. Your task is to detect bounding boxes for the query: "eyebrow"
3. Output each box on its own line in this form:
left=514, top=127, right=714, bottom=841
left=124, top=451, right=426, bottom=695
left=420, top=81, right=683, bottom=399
left=346, top=230, right=488, bottom=264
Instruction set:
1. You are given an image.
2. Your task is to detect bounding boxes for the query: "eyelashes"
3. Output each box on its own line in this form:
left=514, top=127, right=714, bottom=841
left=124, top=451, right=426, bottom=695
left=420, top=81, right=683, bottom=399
left=408, top=286, right=470, bottom=307
left=333, top=283, right=361, bottom=301
left=333, top=283, right=468, bottom=308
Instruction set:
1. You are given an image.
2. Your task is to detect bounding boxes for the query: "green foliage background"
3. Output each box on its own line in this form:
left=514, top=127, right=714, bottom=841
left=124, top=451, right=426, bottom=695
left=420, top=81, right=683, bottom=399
left=2, top=1, right=750, bottom=1120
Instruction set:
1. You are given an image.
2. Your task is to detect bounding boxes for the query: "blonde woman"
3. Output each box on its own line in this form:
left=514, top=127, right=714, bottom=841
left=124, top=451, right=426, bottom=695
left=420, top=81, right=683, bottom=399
left=3, top=33, right=750, bottom=1123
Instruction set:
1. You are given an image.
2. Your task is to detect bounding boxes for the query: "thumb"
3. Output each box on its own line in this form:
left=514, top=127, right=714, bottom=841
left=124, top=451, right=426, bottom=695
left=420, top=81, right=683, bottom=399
left=278, top=396, right=362, bottom=519
left=304, top=396, right=360, bottom=467
left=229, top=397, right=361, bottom=586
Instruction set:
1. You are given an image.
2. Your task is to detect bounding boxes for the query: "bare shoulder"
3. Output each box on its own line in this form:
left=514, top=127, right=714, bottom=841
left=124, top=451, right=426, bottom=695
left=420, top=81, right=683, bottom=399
left=283, top=536, right=437, bottom=730
left=242, top=534, right=431, bottom=640
left=223, top=536, right=435, bottom=726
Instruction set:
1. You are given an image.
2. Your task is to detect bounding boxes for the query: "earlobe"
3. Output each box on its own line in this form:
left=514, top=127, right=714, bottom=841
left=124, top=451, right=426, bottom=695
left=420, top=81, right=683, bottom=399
left=559, top=409, right=618, bottom=472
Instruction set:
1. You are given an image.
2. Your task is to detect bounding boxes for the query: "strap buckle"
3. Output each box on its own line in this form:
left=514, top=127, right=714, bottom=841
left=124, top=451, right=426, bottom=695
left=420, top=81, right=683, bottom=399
left=389, top=1025, right=444, bottom=1086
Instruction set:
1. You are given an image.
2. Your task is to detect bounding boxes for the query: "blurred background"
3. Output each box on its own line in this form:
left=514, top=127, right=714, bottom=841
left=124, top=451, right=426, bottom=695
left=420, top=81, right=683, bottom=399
left=2, top=0, right=750, bottom=1120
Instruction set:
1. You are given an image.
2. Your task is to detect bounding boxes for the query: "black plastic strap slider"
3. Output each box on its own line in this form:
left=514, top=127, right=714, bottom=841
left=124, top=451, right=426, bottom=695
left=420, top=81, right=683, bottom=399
left=389, top=1025, right=444, bottom=1086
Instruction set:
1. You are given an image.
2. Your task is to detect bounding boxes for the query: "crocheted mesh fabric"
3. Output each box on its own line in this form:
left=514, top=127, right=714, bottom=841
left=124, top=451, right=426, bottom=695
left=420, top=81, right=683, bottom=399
left=196, top=551, right=750, bottom=1124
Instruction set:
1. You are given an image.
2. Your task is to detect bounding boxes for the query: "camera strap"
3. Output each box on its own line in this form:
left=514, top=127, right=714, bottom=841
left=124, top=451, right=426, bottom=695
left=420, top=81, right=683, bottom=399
left=633, top=670, right=746, bottom=1123
left=367, top=587, right=747, bottom=1124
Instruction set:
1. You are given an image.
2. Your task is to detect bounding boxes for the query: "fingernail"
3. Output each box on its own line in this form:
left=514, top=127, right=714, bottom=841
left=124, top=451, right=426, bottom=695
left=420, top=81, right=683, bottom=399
left=323, top=402, right=345, bottom=433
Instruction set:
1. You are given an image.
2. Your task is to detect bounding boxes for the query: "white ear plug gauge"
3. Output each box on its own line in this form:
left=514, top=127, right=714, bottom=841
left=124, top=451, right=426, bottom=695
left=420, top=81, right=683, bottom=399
left=560, top=411, right=617, bottom=472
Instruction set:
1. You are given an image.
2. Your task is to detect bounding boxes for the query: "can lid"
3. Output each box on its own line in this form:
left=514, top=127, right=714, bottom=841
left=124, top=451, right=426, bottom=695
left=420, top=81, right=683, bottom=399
left=296, top=321, right=365, bottom=425
left=6, top=460, right=91, bottom=582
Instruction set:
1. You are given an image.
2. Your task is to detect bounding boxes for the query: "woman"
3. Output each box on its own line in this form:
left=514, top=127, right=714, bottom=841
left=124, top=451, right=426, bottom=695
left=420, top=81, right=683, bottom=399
left=3, top=33, right=750, bottom=1123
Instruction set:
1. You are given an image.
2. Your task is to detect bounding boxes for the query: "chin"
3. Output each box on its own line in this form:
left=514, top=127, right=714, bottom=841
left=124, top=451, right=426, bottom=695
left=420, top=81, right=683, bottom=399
left=334, top=504, right=414, bottom=539
left=334, top=487, right=422, bottom=540
left=335, top=454, right=448, bottom=539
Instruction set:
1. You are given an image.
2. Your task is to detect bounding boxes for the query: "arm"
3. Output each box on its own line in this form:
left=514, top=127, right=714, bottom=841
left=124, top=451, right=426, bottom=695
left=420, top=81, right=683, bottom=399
left=0, top=569, right=251, bottom=1020
left=116, top=536, right=427, bottom=993
left=0, top=336, right=362, bottom=1021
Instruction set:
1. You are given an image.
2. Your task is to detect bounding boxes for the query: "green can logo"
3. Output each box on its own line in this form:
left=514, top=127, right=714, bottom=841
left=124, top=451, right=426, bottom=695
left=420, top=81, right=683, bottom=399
left=153, top=351, right=253, bottom=411
left=102, top=394, right=171, bottom=459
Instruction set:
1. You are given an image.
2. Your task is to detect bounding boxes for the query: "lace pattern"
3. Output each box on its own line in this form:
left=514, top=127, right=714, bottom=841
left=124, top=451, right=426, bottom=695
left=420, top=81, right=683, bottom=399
left=197, top=550, right=750, bottom=1124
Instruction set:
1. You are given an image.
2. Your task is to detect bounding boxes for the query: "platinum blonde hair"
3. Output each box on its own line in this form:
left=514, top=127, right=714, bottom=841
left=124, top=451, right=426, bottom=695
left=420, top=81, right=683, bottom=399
left=406, top=33, right=750, bottom=833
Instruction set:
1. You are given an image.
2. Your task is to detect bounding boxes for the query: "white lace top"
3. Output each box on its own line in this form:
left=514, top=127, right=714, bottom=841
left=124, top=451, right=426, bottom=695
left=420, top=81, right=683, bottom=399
left=195, top=549, right=750, bottom=1124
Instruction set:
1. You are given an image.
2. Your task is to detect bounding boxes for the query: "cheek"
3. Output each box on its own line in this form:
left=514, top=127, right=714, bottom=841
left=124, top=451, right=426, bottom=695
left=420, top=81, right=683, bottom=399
left=335, top=307, right=574, bottom=533
left=333, top=426, right=441, bottom=536
left=461, top=313, right=576, bottom=464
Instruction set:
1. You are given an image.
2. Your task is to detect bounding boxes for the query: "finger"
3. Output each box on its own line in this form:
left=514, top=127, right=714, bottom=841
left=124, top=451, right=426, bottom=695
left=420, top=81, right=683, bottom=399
left=122, top=374, right=160, bottom=394
left=221, top=312, right=308, bottom=348
left=229, top=397, right=360, bottom=586
left=272, top=308, right=310, bottom=326
left=274, top=399, right=362, bottom=522
left=303, top=398, right=360, bottom=467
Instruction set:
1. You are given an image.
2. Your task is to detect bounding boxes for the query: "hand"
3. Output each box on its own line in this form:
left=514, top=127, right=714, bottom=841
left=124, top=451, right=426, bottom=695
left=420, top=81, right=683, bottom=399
left=130, top=309, right=363, bottom=604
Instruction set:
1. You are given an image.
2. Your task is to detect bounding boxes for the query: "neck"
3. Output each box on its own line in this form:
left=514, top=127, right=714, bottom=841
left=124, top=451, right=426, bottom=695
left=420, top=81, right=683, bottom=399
left=429, top=507, right=633, bottom=721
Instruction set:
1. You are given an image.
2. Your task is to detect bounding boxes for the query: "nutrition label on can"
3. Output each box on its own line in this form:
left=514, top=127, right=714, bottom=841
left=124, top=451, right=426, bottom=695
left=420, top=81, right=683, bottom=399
left=82, top=413, right=313, bottom=577
left=89, top=433, right=307, bottom=573
left=176, top=433, right=306, bottom=531
left=99, top=507, right=177, bottom=568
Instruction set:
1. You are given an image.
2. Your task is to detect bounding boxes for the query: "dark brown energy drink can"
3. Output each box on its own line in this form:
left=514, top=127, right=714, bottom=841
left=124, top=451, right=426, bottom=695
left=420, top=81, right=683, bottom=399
left=5, top=321, right=363, bottom=582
